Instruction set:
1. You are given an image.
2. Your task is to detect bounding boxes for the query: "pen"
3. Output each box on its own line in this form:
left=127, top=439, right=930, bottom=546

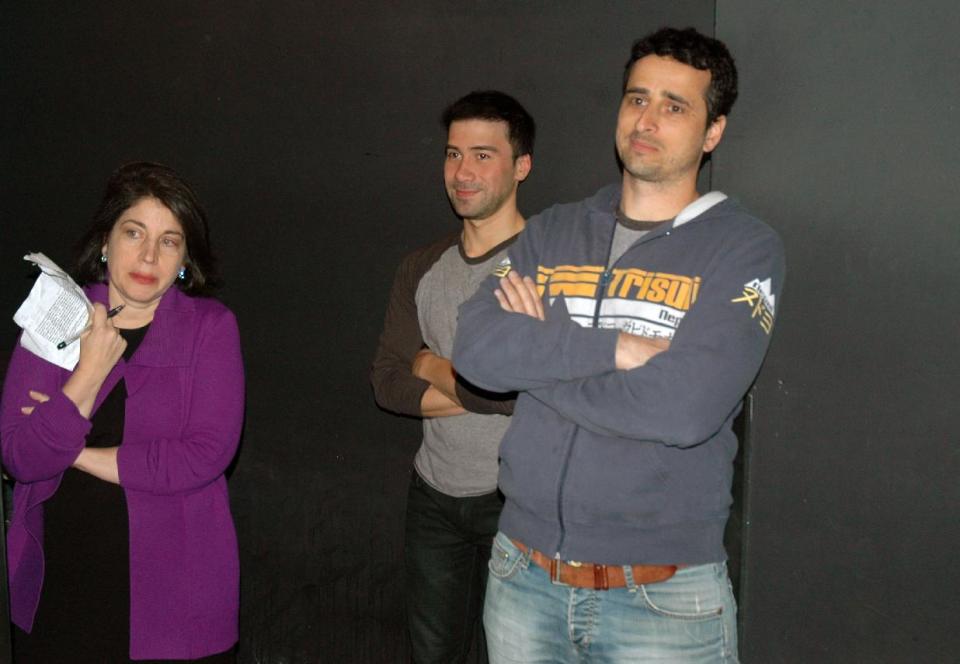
left=56, top=304, right=125, bottom=350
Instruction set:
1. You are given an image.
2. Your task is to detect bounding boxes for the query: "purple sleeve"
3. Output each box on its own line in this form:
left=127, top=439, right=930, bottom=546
left=117, top=308, right=245, bottom=495
left=1, top=341, right=91, bottom=482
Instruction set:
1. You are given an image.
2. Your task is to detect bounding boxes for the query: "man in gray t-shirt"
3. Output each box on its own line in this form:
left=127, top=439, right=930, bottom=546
left=371, top=91, right=535, bottom=663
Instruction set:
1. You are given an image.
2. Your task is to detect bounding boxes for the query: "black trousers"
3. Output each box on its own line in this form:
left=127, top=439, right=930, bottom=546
left=404, top=471, right=503, bottom=664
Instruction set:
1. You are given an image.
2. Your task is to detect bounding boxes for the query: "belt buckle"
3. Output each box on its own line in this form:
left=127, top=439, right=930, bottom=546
left=551, top=558, right=583, bottom=585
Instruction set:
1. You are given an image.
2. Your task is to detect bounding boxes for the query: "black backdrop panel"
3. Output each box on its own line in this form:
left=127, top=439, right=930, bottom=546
left=714, top=2, right=960, bottom=662
left=1, top=2, right=715, bottom=661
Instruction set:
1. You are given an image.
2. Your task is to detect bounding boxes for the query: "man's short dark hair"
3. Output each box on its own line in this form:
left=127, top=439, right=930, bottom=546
left=623, top=27, right=738, bottom=126
left=442, top=90, right=536, bottom=159
left=75, top=161, right=220, bottom=295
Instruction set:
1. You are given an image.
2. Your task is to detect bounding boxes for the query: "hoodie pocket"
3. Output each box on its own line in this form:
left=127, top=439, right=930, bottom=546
left=564, top=436, right=670, bottom=526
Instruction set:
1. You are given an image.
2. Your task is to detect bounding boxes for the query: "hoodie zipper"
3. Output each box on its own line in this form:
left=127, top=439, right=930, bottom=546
left=553, top=215, right=619, bottom=557
left=551, top=209, right=684, bottom=557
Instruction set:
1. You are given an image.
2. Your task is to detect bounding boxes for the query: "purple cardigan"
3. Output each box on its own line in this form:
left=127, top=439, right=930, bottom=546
left=0, top=283, right=244, bottom=660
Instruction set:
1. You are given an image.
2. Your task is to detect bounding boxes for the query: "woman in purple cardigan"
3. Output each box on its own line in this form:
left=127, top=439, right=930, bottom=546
left=1, top=162, right=244, bottom=662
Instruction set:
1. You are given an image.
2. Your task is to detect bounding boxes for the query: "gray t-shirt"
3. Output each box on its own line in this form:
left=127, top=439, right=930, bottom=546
left=414, top=241, right=513, bottom=496
left=608, top=212, right=671, bottom=268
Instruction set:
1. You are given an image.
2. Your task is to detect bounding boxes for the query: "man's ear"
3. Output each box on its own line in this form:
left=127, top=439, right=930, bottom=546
left=514, top=154, right=532, bottom=182
left=702, top=115, right=727, bottom=154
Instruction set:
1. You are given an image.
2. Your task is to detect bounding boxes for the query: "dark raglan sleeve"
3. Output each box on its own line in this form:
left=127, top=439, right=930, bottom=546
left=527, top=226, right=786, bottom=447
left=373, top=234, right=521, bottom=417
left=370, top=248, right=434, bottom=417
left=454, top=375, right=515, bottom=415
left=453, top=207, right=621, bottom=392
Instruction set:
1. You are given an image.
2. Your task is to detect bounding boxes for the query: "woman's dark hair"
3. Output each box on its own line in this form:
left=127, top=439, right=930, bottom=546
left=441, top=90, right=536, bottom=159
left=75, top=161, right=220, bottom=295
left=624, top=27, right=739, bottom=126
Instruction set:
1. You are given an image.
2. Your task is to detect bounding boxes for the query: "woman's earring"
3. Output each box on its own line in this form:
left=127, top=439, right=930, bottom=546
left=100, top=254, right=107, bottom=263
left=178, top=267, right=186, bottom=281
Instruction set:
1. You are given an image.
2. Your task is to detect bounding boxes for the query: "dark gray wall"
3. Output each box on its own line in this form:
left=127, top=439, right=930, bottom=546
left=714, top=2, right=960, bottom=662
left=6, top=1, right=955, bottom=662
left=1, top=2, right=714, bottom=661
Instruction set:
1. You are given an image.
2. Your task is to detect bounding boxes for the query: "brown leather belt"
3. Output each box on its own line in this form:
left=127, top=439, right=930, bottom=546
left=512, top=539, right=677, bottom=590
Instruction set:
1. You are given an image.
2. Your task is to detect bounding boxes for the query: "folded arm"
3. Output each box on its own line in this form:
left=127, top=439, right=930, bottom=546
left=1, top=351, right=92, bottom=482
left=528, top=233, right=785, bottom=445
left=370, top=254, right=436, bottom=416
left=372, top=245, right=513, bottom=418
left=11, top=389, right=121, bottom=484
left=116, top=308, right=245, bottom=495
left=1, top=304, right=128, bottom=482
left=456, top=219, right=785, bottom=447
left=412, top=349, right=464, bottom=414
left=453, top=220, right=621, bottom=393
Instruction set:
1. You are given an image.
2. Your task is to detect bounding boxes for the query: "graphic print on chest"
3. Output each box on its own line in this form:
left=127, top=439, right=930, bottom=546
left=536, top=264, right=701, bottom=338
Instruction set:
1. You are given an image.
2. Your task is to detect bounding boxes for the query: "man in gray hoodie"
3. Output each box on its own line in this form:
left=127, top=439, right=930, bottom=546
left=454, top=28, right=784, bottom=662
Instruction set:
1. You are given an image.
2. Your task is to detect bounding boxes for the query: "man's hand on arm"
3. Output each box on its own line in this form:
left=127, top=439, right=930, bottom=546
left=494, top=271, right=544, bottom=320
left=615, top=333, right=671, bottom=370
left=412, top=349, right=461, bottom=404
left=420, top=385, right=466, bottom=417
left=412, top=349, right=466, bottom=417
left=498, top=269, right=667, bottom=370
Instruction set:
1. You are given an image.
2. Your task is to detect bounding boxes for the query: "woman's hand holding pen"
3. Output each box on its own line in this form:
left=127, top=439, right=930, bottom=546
left=61, top=303, right=127, bottom=419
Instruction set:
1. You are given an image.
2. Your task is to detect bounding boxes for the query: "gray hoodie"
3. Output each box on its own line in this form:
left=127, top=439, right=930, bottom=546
left=453, top=184, right=785, bottom=565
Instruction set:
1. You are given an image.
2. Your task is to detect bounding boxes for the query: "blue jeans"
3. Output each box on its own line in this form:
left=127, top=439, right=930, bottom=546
left=484, top=532, right=739, bottom=663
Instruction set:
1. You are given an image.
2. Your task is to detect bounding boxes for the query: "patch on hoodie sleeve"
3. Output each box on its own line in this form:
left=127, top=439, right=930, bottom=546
left=731, top=278, right=776, bottom=334
left=492, top=256, right=512, bottom=278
